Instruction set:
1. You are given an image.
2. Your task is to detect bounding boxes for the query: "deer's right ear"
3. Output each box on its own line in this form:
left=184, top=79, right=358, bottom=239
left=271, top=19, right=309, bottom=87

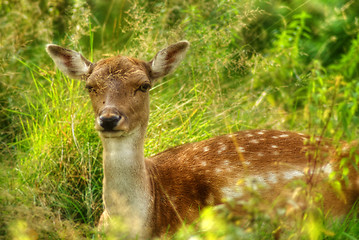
left=46, top=44, right=93, bottom=80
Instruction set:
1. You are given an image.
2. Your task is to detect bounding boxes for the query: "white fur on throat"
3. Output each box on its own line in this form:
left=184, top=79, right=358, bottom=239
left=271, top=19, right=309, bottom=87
left=101, top=129, right=151, bottom=237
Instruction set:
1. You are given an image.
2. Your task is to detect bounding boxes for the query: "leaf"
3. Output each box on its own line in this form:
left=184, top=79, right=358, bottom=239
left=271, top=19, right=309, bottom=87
left=330, top=180, right=347, bottom=203
left=302, top=211, right=322, bottom=240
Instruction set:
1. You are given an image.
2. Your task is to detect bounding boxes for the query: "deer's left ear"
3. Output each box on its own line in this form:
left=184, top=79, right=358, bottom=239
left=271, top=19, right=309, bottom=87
left=148, top=41, right=189, bottom=80
left=46, top=44, right=93, bottom=80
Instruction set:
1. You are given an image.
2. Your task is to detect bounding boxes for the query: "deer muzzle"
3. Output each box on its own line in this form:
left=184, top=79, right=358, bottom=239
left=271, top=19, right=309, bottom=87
left=98, top=107, right=123, bottom=131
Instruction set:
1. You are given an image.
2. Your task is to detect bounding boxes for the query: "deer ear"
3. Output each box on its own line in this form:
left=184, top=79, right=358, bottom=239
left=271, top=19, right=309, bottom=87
left=148, top=41, right=189, bottom=80
left=46, top=44, right=93, bottom=80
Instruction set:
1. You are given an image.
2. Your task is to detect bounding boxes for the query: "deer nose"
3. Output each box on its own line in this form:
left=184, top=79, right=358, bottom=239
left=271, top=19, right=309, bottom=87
left=99, top=114, right=121, bottom=131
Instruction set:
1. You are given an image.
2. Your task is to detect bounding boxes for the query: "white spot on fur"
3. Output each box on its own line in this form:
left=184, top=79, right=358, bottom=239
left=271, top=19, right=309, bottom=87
left=273, top=151, right=280, bottom=155
left=342, top=145, right=350, bottom=152
left=267, top=172, right=278, bottom=184
left=322, top=164, right=333, bottom=175
left=271, top=145, right=278, bottom=148
left=249, top=139, right=259, bottom=144
left=298, top=133, right=305, bottom=136
left=257, top=152, right=264, bottom=157
left=246, top=133, right=254, bottom=137
left=257, top=131, right=264, bottom=135
left=279, top=134, right=289, bottom=138
left=283, top=170, right=304, bottom=180
left=249, top=175, right=266, bottom=186
left=222, top=186, right=243, bottom=199
left=237, top=147, right=245, bottom=153
left=215, top=168, right=223, bottom=173
left=223, top=160, right=230, bottom=166
left=218, top=144, right=227, bottom=154
left=201, top=161, right=207, bottom=167
left=272, top=136, right=279, bottom=139
left=244, top=161, right=251, bottom=166
left=203, top=146, right=209, bottom=152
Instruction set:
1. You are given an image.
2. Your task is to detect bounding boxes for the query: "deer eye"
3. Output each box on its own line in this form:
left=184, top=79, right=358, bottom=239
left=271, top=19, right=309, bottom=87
left=139, top=83, right=151, bottom=92
left=85, top=85, right=96, bottom=93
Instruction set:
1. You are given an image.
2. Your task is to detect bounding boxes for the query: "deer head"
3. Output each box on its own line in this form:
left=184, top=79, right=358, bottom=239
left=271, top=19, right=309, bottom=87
left=46, top=41, right=189, bottom=139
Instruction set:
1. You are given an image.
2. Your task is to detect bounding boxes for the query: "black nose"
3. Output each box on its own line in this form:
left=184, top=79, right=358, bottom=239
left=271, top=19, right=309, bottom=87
left=99, top=115, right=121, bottom=131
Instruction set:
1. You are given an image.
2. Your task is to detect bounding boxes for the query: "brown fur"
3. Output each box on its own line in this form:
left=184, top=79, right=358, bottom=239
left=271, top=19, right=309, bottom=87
left=147, top=130, right=359, bottom=236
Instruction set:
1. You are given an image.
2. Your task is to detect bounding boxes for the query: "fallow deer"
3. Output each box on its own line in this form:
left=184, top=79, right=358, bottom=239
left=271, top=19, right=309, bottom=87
left=46, top=41, right=359, bottom=239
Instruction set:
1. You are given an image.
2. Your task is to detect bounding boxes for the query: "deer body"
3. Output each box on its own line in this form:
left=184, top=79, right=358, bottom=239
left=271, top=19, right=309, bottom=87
left=46, top=41, right=359, bottom=239
left=147, top=129, right=358, bottom=236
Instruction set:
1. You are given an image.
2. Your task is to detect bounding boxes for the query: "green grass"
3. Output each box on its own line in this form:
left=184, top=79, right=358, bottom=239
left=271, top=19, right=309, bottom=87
left=1, top=0, right=359, bottom=239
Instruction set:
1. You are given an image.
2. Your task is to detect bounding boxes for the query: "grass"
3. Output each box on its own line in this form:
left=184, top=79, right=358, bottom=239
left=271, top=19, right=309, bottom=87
left=1, top=0, right=359, bottom=239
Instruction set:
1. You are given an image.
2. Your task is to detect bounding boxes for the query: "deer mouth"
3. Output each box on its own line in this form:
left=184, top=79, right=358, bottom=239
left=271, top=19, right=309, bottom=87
left=99, top=129, right=129, bottom=138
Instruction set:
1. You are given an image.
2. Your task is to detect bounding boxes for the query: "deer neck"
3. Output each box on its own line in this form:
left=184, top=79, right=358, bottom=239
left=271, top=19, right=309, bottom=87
left=100, top=127, right=152, bottom=236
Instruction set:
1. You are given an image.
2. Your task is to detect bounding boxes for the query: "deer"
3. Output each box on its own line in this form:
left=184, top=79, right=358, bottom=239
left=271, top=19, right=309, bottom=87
left=46, top=41, right=359, bottom=239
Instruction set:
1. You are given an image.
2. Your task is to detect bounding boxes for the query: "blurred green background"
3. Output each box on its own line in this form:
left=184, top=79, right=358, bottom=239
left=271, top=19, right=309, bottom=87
left=1, top=0, right=358, bottom=239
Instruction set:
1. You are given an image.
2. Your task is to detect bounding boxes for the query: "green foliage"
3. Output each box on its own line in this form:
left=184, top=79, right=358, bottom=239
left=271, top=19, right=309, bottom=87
left=1, top=0, right=358, bottom=239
